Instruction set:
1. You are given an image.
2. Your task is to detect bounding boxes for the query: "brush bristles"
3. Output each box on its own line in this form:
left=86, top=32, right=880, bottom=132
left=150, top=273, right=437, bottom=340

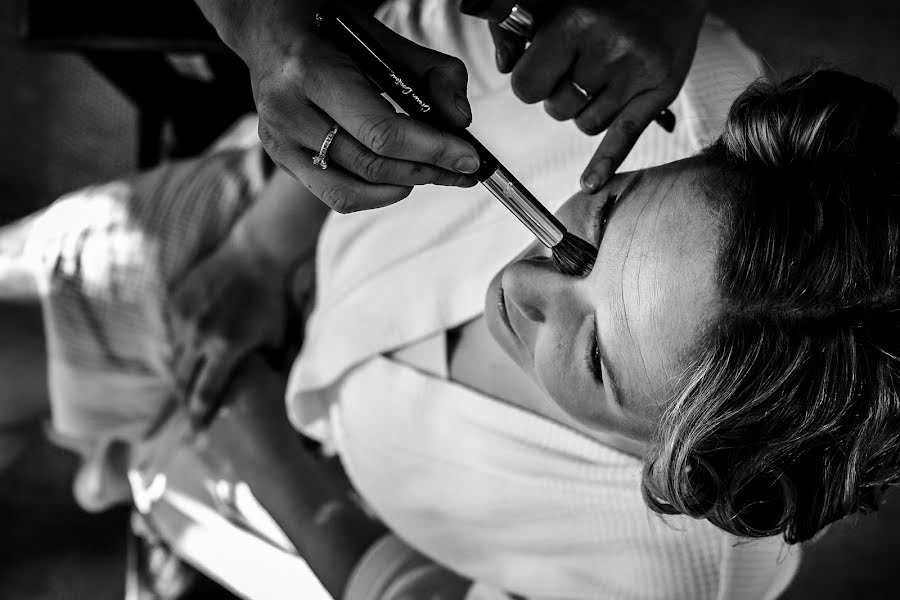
left=552, top=232, right=596, bottom=277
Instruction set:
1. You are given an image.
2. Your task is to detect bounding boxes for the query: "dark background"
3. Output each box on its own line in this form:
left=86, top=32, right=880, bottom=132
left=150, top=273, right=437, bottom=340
left=1, top=0, right=899, bottom=598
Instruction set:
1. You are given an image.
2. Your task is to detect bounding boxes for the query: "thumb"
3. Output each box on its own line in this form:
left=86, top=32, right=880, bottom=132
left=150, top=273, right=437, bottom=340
left=348, top=13, right=473, bottom=129
left=406, top=43, right=473, bottom=129
left=488, top=22, right=527, bottom=74
left=367, top=21, right=471, bottom=128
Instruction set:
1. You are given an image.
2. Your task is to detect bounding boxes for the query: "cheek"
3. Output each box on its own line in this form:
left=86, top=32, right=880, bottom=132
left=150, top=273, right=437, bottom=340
left=553, top=194, right=583, bottom=220
left=532, top=328, right=633, bottom=432
left=515, top=237, right=551, bottom=263
left=555, top=194, right=598, bottom=239
left=531, top=330, right=596, bottom=422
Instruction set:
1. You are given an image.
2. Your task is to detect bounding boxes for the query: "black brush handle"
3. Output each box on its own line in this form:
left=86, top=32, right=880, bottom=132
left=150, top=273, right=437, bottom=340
left=318, top=8, right=570, bottom=249
left=315, top=8, right=499, bottom=181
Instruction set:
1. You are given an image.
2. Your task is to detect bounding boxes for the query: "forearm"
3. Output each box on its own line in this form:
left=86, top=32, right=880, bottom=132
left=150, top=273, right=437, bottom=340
left=193, top=0, right=388, bottom=59
left=192, top=0, right=252, bottom=53
left=252, top=455, right=387, bottom=598
left=208, top=356, right=387, bottom=598
left=229, top=169, right=331, bottom=275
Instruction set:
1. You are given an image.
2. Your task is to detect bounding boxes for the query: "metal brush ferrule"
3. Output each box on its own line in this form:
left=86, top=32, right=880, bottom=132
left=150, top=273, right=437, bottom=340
left=481, top=164, right=565, bottom=248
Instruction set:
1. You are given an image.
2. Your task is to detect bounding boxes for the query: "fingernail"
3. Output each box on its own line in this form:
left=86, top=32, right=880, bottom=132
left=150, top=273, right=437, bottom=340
left=457, top=174, right=478, bottom=187
left=455, top=93, right=472, bottom=124
left=495, top=48, right=510, bottom=73
left=657, top=109, right=676, bottom=133
left=455, top=155, right=480, bottom=174
left=581, top=161, right=609, bottom=192
left=450, top=174, right=477, bottom=188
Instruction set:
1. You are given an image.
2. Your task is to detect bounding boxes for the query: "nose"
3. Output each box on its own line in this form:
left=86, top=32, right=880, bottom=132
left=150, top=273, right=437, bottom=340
left=501, top=254, right=573, bottom=323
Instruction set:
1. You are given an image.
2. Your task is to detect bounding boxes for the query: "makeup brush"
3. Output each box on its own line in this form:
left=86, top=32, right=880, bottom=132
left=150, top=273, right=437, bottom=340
left=316, top=9, right=597, bottom=277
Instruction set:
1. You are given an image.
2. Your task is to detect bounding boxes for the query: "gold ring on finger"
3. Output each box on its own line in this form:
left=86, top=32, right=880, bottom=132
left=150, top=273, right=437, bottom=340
left=570, top=81, right=594, bottom=105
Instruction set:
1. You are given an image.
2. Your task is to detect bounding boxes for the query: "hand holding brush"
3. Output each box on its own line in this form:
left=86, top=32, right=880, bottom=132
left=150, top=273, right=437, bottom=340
left=316, top=8, right=598, bottom=277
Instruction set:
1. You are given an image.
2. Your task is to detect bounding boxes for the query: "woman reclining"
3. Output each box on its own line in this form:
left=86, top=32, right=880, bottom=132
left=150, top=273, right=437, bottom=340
left=2, top=2, right=899, bottom=598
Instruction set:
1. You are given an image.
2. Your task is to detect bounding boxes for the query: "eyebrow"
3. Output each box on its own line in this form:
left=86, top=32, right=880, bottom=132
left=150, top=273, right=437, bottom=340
left=593, top=171, right=644, bottom=404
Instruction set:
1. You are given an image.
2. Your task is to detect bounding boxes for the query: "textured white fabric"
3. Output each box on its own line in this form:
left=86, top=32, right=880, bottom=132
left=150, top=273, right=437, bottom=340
left=329, top=358, right=797, bottom=599
left=288, top=1, right=799, bottom=598
left=24, top=148, right=267, bottom=510
left=344, top=533, right=470, bottom=600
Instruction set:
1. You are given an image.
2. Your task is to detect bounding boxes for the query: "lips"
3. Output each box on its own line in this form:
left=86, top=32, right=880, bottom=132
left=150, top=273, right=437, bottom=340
left=497, top=283, right=517, bottom=342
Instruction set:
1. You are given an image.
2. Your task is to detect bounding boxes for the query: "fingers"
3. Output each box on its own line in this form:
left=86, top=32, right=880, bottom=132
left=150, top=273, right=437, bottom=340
left=250, top=18, right=482, bottom=212
left=314, top=119, right=475, bottom=188
left=423, top=57, right=472, bottom=129
left=172, top=341, right=204, bottom=400
left=170, top=274, right=246, bottom=420
left=379, top=25, right=474, bottom=130
left=544, top=80, right=599, bottom=121
left=580, top=90, right=675, bottom=192
left=266, top=138, right=415, bottom=213
left=488, top=22, right=527, bottom=74
left=510, top=24, right=575, bottom=104
left=256, top=92, right=475, bottom=183
left=172, top=332, right=243, bottom=424
left=260, top=120, right=475, bottom=213
left=573, top=83, right=627, bottom=135
left=303, top=43, right=479, bottom=172
left=169, top=274, right=215, bottom=399
left=357, top=12, right=474, bottom=127
left=189, top=344, right=240, bottom=427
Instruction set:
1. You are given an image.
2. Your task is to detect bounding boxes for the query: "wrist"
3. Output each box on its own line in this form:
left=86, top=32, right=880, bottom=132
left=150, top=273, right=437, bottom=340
left=227, top=1, right=323, bottom=66
left=194, top=1, right=256, bottom=57
left=227, top=219, right=295, bottom=278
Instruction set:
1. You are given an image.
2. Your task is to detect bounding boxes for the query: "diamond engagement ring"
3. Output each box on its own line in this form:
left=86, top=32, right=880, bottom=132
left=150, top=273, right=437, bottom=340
left=312, top=123, right=340, bottom=170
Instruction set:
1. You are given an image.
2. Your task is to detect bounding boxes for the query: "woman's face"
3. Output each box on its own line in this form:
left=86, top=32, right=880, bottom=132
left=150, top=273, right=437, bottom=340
left=485, top=157, right=722, bottom=443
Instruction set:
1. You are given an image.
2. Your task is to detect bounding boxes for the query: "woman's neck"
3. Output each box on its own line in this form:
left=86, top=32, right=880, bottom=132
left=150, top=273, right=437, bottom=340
left=447, top=315, right=549, bottom=415
left=447, top=316, right=647, bottom=458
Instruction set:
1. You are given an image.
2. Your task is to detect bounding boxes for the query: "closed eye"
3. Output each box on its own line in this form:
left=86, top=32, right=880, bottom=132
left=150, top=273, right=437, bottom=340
left=584, top=189, right=628, bottom=386
left=582, top=173, right=643, bottom=396
left=593, top=194, right=618, bottom=249
left=584, top=196, right=617, bottom=384
left=587, top=313, right=604, bottom=383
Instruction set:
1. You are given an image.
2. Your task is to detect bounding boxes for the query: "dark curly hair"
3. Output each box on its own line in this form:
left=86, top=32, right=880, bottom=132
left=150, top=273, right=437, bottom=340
left=642, top=69, right=900, bottom=544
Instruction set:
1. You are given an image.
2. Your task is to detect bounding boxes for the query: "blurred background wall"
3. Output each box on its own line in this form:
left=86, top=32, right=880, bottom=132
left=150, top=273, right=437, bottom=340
left=0, top=0, right=899, bottom=598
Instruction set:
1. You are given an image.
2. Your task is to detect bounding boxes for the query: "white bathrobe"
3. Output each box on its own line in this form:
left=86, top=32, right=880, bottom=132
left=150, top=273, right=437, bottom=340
left=287, top=1, right=798, bottom=598
left=25, top=0, right=799, bottom=597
